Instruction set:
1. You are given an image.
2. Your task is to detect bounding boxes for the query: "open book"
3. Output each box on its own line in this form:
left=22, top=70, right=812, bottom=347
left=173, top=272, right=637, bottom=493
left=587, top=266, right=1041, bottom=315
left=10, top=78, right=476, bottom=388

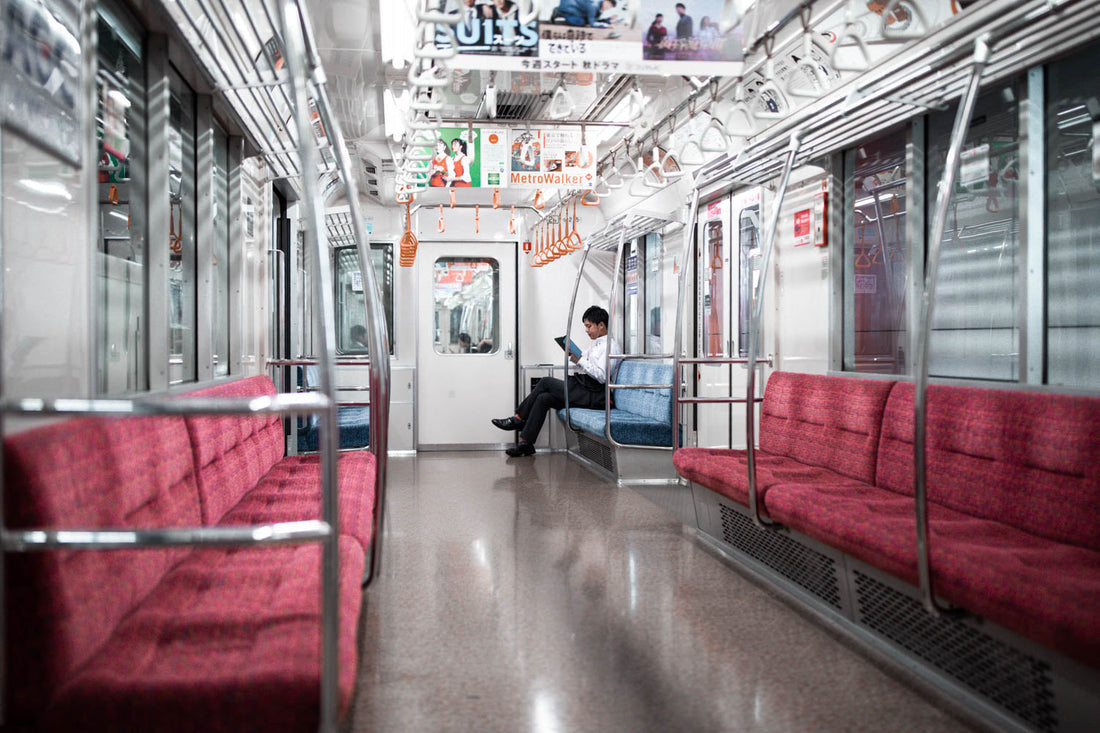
left=554, top=336, right=583, bottom=359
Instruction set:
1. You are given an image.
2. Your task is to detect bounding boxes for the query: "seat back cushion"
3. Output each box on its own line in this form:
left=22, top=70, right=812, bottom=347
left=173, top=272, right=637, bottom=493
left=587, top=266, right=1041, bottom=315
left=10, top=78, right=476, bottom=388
left=3, top=415, right=200, bottom=722
left=182, top=376, right=285, bottom=524
left=613, top=360, right=673, bottom=423
left=759, top=372, right=895, bottom=485
left=877, top=382, right=1100, bottom=550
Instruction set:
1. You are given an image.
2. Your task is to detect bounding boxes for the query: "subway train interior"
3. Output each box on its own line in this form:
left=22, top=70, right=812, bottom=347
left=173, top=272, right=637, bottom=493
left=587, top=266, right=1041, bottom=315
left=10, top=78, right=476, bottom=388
left=2, top=0, right=1100, bottom=731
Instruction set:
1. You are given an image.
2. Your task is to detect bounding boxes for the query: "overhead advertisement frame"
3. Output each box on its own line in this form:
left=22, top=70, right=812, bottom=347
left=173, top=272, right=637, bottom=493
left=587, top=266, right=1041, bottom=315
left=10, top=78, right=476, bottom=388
left=434, top=0, right=745, bottom=75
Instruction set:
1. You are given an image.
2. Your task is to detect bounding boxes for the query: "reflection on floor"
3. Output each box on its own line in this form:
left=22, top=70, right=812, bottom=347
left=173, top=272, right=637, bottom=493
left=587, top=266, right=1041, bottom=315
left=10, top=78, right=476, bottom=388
left=342, top=451, right=977, bottom=732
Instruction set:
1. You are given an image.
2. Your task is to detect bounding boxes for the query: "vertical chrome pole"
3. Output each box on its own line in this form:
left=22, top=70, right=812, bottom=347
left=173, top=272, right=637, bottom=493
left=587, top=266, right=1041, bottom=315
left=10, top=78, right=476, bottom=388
left=562, top=244, right=593, bottom=426
left=746, top=131, right=802, bottom=528
left=671, top=189, right=701, bottom=450
left=304, top=39, right=390, bottom=584
left=603, top=220, right=631, bottom=442
left=278, top=2, right=338, bottom=730
left=913, top=35, right=990, bottom=617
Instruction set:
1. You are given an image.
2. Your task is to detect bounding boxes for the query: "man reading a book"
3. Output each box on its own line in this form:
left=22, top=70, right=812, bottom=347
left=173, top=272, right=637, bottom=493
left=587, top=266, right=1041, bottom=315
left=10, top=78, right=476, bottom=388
left=491, top=305, right=619, bottom=457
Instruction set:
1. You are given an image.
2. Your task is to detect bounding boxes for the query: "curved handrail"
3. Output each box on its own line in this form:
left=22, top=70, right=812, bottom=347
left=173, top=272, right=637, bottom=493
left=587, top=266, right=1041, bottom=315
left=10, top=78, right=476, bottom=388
left=277, top=4, right=341, bottom=729
left=745, top=131, right=801, bottom=529
left=671, top=189, right=701, bottom=451
left=913, top=34, right=991, bottom=618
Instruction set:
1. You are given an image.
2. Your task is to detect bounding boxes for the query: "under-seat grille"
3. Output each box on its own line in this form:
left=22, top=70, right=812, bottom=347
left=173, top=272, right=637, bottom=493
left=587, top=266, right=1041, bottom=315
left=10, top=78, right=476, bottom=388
left=853, top=571, right=1057, bottom=733
left=576, top=433, right=613, bottom=472
left=717, top=503, right=842, bottom=611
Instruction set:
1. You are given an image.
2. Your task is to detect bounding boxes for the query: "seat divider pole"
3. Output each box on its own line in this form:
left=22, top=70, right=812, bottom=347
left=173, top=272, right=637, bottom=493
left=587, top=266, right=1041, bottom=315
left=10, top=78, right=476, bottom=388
left=746, top=131, right=802, bottom=529
left=913, top=34, right=991, bottom=618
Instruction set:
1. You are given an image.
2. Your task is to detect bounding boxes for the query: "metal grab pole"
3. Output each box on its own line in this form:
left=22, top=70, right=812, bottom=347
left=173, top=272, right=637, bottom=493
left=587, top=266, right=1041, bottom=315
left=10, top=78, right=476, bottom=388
left=746, top=131, right=802, bottom=528
left=603, top=220, right=632, bottom=443
left=306, top=66, right=391, bottom=586
left=671, top=189, right=701, bottom=451
left=562, top=246, right=593, bottom=430
left=278, top=3, right=339, bottom=731
left=913, top=35, right=990, bottom=617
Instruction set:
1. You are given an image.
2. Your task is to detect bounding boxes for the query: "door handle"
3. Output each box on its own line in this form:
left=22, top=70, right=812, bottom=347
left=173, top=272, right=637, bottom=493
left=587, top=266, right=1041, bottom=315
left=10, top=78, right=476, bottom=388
left=504, top=343, right=514, bottom=360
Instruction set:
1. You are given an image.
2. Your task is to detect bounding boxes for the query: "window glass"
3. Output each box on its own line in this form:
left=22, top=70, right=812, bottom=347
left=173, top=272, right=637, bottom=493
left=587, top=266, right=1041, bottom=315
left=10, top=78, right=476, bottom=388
left=623, top=240, right=641, bottom=354
left=702, top=219, right=725, bottom=357
left=845, top=129, right=909, bottom=374
left=926, top=83, right=1021, bottom=381
left=1046, top=45, right=1100, bottom=388
left=169, top=70, right=197, bottom=384
left=644, top=232, right=662, bottom=354
left=737, top=204, right=760, bottom=357
left=212, top=124, right=230, bottom=376
left=95, top=7, right=145, bottom=394
left=336, top=245, right=395, bottom=355
left=432, top=259, right=498, bottom=354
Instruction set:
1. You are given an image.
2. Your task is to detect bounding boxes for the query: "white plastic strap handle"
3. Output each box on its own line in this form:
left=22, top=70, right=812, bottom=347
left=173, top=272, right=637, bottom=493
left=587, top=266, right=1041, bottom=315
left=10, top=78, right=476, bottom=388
left=882, top=0, right=933, bottom=40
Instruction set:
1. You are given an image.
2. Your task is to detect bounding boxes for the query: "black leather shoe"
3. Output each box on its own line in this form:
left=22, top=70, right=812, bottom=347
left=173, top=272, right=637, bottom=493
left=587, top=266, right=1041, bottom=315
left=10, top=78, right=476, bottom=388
left=492, top=416, right=524, bottom=431
left=505, top=441, right=536, bottom=457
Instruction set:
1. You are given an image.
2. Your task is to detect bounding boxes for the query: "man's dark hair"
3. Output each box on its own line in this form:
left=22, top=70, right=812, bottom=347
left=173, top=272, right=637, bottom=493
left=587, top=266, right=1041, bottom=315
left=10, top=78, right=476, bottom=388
left=654, top=12, right=662, bottom=19
left=582, top=305, right=609, bottom=327
left=675, top=2, right=685, bottom=8
left=458, top=332, right=472, bottom=344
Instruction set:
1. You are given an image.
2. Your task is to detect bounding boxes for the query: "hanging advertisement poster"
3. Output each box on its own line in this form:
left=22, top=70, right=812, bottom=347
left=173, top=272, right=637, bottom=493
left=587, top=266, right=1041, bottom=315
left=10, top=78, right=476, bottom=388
left=429, top=0, right=743, bottom=75
left=436, top=0, right=539, bottom=59
left=507, top=128, right=596, bottom=189
left=427, top=126, right=511, bottom=188
left=0, top=0, right=83, bottom=166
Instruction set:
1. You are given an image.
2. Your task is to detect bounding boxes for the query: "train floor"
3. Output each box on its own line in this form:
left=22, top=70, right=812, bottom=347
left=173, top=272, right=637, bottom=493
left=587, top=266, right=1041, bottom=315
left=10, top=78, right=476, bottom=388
left=341, top=450, right=979, bottom=732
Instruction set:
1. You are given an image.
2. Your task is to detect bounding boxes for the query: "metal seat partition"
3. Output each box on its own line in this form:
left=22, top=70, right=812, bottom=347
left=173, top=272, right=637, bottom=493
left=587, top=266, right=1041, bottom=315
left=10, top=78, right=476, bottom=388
left=0, top=2, right=390, bottom=731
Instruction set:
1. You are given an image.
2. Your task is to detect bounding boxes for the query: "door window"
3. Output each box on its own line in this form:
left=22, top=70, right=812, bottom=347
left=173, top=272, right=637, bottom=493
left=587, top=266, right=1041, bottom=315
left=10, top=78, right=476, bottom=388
left=432, top=258, right=499, bottom=354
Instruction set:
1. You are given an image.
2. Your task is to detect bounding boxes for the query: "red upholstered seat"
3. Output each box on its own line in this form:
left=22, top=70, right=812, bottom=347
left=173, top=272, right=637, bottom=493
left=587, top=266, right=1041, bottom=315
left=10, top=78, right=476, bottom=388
left=759, top=371, right=895, bottom=485
left=3, top=415, right=201, bottom=724
left=765, top=481, right=1100, bottom=667
left=182, top=376, right=288, bottom=524
left=673, top=447, right=865, bottom=510
left=877, top=382, right=1100, bottom=551
left=219, top=452, right=376, bottom=552
left=3, top=375, right=376, bottom=729
left=673, top=371, right=895, bottom=508
left=43, top=539, right=365, bottom=733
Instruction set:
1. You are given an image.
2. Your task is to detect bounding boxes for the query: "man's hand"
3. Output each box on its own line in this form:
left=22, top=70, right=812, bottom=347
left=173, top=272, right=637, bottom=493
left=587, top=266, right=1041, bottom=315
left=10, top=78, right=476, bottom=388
left=569, top=352, right=580, bottom=363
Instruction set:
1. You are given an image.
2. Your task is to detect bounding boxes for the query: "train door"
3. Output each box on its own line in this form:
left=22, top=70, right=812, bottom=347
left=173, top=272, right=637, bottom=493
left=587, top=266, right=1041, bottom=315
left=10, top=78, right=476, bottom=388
left=695, top=195, right=733, bottom=447
left=416, top=241, right=516, bottom=449
left=695, top=189, right=761, bottom=449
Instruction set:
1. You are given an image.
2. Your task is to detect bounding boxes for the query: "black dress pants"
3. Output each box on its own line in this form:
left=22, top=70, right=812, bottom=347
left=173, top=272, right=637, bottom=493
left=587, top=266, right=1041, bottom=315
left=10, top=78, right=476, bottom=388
left=515, top=376, right=605, bottom=444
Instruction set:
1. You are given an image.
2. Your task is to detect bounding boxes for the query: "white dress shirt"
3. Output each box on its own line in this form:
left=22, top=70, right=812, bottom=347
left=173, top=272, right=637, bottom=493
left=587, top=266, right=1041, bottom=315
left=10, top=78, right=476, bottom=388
left=576, top=335, right=620, bottom=384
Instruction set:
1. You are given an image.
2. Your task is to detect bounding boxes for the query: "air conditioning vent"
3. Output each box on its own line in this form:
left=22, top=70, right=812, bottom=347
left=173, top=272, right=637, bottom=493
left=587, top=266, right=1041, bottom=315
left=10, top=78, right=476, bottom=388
left=853, top=571, right=1057, bottom=732
left=717, top=503, right=843, bottom=610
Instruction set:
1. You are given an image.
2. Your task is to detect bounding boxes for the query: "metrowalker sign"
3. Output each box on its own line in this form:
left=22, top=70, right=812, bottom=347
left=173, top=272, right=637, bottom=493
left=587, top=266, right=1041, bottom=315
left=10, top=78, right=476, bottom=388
left=509, top=171, right=592, bottom=187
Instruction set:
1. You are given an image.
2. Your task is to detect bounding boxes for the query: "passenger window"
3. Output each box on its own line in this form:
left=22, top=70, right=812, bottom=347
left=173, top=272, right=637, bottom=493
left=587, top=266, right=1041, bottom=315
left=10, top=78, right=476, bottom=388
left=703, top=220, right=725, bottom=357
left=1046, top=45, right=1100, bottom=388
left=926, top=82, right=1021, bottom=381
left=844, top=129, right=908, bottom=374
left=336, top=245, right=394, bottom=355
left=432, top=258, right=499, bottom=355
left=212, top=124, right=230, bottom=377
left=95, top=5, right=146, bottom=394
left=644, top=232, right=662, bottom=355
left=623, top=240, right=642, bottom=354
left=737, top=205, right=759, bottom=358
left=168, top=70, right=197, bottom=384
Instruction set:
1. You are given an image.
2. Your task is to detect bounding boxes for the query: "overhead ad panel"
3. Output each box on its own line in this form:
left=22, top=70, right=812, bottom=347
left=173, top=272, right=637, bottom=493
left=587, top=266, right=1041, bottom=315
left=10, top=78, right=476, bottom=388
left=424, top=126, right=595, bottom=189
left=436, top=0, right=744, bottom=75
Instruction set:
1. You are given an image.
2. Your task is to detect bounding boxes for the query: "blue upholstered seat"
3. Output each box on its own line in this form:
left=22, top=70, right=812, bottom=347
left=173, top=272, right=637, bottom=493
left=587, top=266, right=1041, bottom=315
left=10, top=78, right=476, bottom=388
left=558, top=360, right=673, bottom=446
left=297, top=407, right=371, bottom=452
left=295, top=366, right=371, bottom=452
